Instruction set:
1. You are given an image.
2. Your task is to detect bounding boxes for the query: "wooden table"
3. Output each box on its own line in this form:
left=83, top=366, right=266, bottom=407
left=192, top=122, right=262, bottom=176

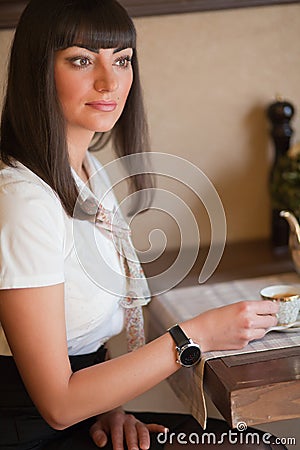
left=205, top=346, right=300, bottom=427
left=143, top=239, right=300, bottom=428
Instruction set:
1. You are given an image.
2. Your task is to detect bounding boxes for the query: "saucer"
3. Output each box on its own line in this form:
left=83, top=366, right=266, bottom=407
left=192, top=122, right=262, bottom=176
left=267, top=314, right=300, bottom=333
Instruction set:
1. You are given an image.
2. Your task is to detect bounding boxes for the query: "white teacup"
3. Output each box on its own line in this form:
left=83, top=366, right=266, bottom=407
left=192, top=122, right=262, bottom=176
left=260, top=285, right=300, bottom=326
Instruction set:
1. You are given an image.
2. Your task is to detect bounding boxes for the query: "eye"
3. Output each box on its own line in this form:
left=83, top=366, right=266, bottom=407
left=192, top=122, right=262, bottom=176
left=114, top=55, right=132, bottom=69
left=69, top=56, right=92, bottom=68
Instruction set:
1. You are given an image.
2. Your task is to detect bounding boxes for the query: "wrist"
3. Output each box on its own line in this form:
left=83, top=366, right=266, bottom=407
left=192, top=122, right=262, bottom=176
left=180, top=316, right=210, bottom=353
left=167, top=324, right=202, bottom=367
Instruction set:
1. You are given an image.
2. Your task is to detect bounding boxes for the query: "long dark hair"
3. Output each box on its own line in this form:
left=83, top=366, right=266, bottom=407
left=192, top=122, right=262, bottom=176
left=0, top=0, right=152, bottom=216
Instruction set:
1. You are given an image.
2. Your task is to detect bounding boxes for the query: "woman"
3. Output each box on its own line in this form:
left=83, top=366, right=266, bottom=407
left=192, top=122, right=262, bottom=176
left=0, top=0, right=283, bottom=449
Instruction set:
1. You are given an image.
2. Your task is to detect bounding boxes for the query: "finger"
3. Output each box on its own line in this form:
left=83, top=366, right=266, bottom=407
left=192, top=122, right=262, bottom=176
left=110, top=421, right=125, bottom=450
left=146, top=423, right=169, bottom=433
left=237, top=327, right=267, bottom=347
left=90, top=428, right=108, bottom=448
left=254, top=313, right=278, bottom=328
left=123, top=417, right=139, bottom=450
left=89, top=418, right=109, bottom=436
left=137, top=423, right=168, bottom=449
left=249, top=328, right=269, bottom=341
left=257, top=299, right=280, bottom=314
left=136, top=422, right=151, bottom=450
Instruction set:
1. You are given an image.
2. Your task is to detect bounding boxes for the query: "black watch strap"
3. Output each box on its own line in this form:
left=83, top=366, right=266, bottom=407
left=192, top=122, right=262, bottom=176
left=168, top=324, right=190, bottom=347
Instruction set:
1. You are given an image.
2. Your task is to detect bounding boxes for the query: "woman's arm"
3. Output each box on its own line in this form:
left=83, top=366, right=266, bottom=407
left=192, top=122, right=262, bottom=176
left=0, top=284, right=278, bottom=430
left=0, top=283, right=179, bottom=429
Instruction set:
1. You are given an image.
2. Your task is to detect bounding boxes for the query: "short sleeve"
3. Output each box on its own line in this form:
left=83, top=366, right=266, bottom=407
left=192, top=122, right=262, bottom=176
left=0, top=180, right=65, bottom=289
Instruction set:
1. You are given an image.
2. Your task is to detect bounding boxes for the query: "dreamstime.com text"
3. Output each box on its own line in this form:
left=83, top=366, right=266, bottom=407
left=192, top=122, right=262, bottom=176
left=156, top=422, right=297, bottom=446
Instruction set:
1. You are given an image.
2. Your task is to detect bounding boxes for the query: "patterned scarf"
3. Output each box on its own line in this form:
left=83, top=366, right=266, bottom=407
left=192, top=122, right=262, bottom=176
left=71, top=158, right=151, bottom=352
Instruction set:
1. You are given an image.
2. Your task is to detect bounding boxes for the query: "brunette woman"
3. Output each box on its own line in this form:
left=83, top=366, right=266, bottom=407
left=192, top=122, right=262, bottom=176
left=0, top=1, right=284, bottom=449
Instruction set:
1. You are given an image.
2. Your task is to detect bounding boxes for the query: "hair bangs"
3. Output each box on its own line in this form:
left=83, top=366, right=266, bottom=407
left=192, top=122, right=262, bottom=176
left=54, top=0, right=136, bottom=52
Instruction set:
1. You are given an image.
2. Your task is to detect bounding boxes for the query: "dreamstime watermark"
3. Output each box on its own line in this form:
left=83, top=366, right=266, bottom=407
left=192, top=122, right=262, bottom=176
left=156, top=422, right=297, bottom=446
left=73, top=152, right=227, bottom=297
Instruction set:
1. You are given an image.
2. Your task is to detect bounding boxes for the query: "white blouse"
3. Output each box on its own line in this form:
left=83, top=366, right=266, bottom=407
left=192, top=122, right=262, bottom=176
left=0, top=154, right=125, bottom=356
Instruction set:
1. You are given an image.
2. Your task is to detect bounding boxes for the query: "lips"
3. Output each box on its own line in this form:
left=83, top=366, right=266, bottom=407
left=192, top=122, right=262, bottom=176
left=85, top=101, right=117, bottom=112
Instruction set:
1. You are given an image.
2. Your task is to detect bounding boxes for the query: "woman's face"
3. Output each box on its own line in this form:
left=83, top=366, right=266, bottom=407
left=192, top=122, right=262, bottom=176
left=54, top=45, right=133, bottom=140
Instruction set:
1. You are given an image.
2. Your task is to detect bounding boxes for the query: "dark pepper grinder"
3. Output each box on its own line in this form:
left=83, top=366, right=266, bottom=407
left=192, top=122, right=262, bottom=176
left=266, top=96, right=295, bottom=248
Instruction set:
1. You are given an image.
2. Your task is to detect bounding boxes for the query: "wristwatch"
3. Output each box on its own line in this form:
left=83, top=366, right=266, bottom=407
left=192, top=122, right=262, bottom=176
left=168, top=324, right=201, bottom=368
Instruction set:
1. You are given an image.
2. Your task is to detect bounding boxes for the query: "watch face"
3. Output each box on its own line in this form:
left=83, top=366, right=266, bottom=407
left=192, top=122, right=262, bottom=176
left=180, top=345, right=201, bottom=367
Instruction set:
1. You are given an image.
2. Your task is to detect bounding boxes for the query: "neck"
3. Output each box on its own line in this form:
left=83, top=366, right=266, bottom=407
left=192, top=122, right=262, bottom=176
left=75, top=163, right=90, bottom=184
left=69, top=152, right=89, bottom=183
left=67, top=129, right=94, bottom=183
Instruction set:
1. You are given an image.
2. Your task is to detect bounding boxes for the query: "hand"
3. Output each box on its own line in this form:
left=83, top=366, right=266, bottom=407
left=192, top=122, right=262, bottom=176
left=89, top=408, right=167, bottom=449
left=186, top=300, right=279, bottom=352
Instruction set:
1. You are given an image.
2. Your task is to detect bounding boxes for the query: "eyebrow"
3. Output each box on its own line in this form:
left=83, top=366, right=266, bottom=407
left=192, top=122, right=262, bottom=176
left=113, top=46, right=132, bottom=54
left=73, top=44, right=100, bottom=53
left=71, top=44, right=132, bottom=54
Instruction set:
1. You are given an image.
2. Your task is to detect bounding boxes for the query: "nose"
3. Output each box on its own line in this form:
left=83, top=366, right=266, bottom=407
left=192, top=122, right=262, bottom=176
left=94, top=65, right=119, bottom=93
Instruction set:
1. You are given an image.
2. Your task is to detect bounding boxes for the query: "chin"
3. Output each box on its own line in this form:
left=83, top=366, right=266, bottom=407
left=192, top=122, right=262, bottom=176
left=93, top=119, right=120, bottom=133
left=95, top=126, right=115, bottom=133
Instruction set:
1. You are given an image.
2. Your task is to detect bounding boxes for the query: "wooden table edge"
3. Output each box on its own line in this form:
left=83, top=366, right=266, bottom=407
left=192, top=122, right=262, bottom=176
left=204, top=346, right=300, bottom=427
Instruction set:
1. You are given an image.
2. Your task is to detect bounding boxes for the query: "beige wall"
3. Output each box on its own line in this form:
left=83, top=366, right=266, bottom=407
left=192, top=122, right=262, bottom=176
left=1, top=4, right=299, bottom=252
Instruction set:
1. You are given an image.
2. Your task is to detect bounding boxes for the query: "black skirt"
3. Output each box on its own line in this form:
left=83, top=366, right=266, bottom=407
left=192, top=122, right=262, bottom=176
left=0, top=349, right=287, bottom=450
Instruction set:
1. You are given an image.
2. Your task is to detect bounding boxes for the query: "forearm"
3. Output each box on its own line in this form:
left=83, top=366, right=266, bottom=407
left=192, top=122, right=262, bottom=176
left=44, top=332, right=179, bottom=429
